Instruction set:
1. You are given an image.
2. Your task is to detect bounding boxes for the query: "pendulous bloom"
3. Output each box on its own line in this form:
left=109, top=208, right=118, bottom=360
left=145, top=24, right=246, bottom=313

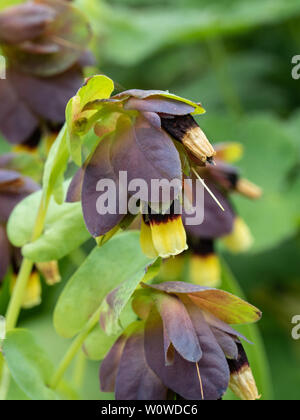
left=0, top=0, right=93, bottom=145
left=67, top=87, right=216, bottom=259
left=100, top=281, right=261, bottom=400
left=159, top=142, right=262, bottom=287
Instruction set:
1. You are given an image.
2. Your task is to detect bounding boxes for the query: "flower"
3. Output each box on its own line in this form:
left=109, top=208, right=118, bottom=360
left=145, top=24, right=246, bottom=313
left=159, top=142, right=262, bottom=287
left=67, top=88, right=216, bottom=259
left=0, top=0, right=93, bottom=145
left=100, top=281, right=261, bottom=400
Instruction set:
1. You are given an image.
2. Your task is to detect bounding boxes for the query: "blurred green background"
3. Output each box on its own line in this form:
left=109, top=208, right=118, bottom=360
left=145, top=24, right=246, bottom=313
left=1, top=0, right=300, bottom=400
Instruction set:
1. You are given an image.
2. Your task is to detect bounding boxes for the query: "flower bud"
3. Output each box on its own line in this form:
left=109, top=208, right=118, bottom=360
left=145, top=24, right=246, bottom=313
left=161, top=115, right=216, bottom=163
left=222, top=218, right=253, bottom=253
left=228, top=343, right=260, bottom=401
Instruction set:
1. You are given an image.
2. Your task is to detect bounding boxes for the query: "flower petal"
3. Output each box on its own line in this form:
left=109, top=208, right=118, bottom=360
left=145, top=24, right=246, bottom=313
left=145, top=306, right=229, bottom=400
left=113, top=89, right=205, bottom=115
left=66, top=168, right=85, bottom=203
left=183, top=179, right=235, bottom=239
left=82, top=136, right=125, bottom=236
left=153, top=292, right=202, bottom=363
left=115, top=329, right=167, bottom=400
left=10, top=67, right=83, bottom=123
left=124, top=97, right=195, bottom=116
left=143, top=281, right=262, bottom=325
left=0, top=72, right=38, bottom=144
left=0, top=225, right=11, bottom=283
left=211, top=327, right=239, bottom=360
left=100, top=335, right=127, bottom=393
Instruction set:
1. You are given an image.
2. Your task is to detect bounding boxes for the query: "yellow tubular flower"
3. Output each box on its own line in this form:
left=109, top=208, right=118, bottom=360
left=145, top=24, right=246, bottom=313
left=141, top=213, right=188, bottom=259
left=36, top=261, right=61, bottom=286
left=222, top=217, right=254, bottom=253
left=215, top=142, right=244, bottom=163
left=140, top=218, right=159, bottom=259
left=228, top=343, right=260, bottom=401
left=11, top=271, right=42, bottom=309
left=189, top=253, right=221, bottom=288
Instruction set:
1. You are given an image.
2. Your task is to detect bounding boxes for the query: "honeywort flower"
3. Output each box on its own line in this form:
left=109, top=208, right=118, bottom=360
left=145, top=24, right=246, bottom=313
left=171, top=143, right=262, bottom=287
left=100, top=281, right=261, bottom=400
left=67, top=87, right=216, bottom=258
left=0, top=0, right=93, bottom=145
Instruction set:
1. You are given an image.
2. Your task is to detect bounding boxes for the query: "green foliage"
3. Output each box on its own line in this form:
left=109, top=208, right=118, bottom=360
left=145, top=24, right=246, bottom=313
left=79, top=0, right=300, bottom=65
left=7, top=184, right=90, bottom=262
left=54, top=231, right=154, bottom=338
left=3, top=329, right=59, bottom=400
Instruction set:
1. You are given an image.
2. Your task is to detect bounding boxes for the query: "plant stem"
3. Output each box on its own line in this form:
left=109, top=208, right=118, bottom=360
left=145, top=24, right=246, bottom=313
left=5, top=259, right=34, bottom=331
left=5, top=195, right=50, bottom=332
left=0, top=363, right=10, bottom=400
left=50, top=307, right=101, bottom=390
left=0, top=194, right=50, bottom=397
left=73, top=350, right=87, bottom=390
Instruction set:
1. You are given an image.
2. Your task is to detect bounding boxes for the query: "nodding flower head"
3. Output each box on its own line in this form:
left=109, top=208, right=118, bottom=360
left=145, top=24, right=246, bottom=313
left=100, top=281, right=261, bottom=400
left=67, top=88, right=216, bottom=258
left=0, top=0, right=93, bottom=145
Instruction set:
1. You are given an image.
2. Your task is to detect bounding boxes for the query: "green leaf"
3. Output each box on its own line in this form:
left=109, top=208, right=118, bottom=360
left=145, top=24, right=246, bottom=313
left=7, top=184, right=90, bottom=262
left=83, top=0, right=300, bottom=65
left=83, top=301, right=136, bottom=361
left=42, top=125, right=69, bottom=204
left=54, top=231, right=154, bottom=338
left=0, top=0, right=23, bottom=11
left=220, top=260, right=274, bottom=401
left=3, top=329, right=60, bottom=400
left=65, top=75, right=115, bottom=165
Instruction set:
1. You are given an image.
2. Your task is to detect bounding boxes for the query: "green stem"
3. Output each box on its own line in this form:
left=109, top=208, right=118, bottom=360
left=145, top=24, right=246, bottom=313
left=0, top=194, right=50, bottom=397
left=0, top=363, right=10, bottom=400
left=50, top=307, right=101, bottom=390
left=73, top=350, right=87, bottom=390
left=5, top=195, right=50, bottom=332
left=5, top=259, right=34, bottom=332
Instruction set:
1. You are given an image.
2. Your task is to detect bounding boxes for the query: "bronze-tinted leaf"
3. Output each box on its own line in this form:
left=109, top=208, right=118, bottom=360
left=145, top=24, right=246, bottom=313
left=211, top=327, right=238, bottom=360
left=0, top=224, right=10, bottom=283
left=115, top=329, right=167, bottom=400
left=0, top=72, right=38, bottom=144
left=124, top=97, right=195, bottom=116
left=145, top=306, right=229, bottom=400
left=110, top=115, right=182, bottom=203
left=66, top=167, right=84, bottom=203
left=0, top=2, right=55, bottom=45
left=82, top=135, right=125, bottom=236
left=183, top=179, right=235, bottom=239
left=100, top=334, right=127, bottom=393
left=153, top=292, right=202, bottom=363
left=143, top=282, right=262, bottom=325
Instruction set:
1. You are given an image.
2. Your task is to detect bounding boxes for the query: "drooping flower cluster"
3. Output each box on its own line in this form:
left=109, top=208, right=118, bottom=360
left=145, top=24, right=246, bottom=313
left=100, top=282, right=261, bottom=400
left=160, top=142, right=262, bottom=287
left=0, top=0, right=93, bottom=146
left=67, top=87, right=217, bottom=259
